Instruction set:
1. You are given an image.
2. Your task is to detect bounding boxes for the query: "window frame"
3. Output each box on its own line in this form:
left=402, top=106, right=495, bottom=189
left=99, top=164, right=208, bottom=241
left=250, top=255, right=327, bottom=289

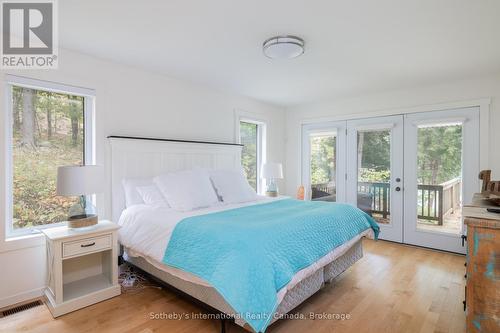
left=237, top=117, right=267, bottom=194
left=4, top=75, right=96, bottom=238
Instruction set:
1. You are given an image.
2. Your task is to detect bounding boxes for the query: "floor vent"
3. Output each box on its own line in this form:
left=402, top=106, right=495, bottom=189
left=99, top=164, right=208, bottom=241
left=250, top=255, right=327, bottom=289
left=1, top=300, right=43, bottom=318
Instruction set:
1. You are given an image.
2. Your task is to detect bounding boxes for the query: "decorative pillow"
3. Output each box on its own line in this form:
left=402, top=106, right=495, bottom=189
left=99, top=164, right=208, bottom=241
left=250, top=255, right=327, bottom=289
left=210, top=168, right=258, bottom=204
left=154, top=169, right=219, bottom=211
left=136, top=185, right=169, bottom=208
left=122, top=177, right=154, bottom=207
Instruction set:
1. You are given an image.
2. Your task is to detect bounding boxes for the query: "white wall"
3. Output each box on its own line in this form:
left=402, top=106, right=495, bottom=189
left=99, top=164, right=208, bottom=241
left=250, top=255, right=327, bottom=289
left=0, top=49, right=285, bottom=307
left=284, top=76, right=500, bottom=196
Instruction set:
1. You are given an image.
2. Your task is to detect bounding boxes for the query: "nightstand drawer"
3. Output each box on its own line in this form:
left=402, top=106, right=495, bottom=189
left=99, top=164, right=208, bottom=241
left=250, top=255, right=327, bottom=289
left=63, top=234, right=112, bottom=258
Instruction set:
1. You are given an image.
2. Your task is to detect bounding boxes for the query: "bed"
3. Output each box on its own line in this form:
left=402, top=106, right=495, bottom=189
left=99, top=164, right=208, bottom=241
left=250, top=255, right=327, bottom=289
left=109, top=136, right=378, bottom=333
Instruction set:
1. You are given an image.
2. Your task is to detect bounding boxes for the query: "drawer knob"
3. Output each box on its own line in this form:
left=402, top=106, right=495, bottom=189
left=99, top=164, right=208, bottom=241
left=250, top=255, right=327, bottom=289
left=81, top=242, right=96, bottom=248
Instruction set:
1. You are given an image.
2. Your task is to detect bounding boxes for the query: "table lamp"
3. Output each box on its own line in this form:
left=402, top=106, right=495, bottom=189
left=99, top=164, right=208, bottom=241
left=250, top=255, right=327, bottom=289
left=56, top=165, right=104, bottom=228
left=262, top=162, right=283, bottom=197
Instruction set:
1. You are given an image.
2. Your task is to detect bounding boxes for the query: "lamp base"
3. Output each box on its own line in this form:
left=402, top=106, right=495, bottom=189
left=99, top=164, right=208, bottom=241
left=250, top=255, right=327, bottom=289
left=68, top=214, right=98, bottom=229
left=265, top=191, right=279, bottom=197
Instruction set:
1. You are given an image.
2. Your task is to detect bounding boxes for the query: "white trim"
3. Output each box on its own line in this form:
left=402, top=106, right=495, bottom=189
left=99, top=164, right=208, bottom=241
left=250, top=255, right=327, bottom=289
left=3, top=76, right=96, bottom=243
left=298, top=98, right=490, bottom=124
left=2, top=83, right=13, bottom=249
left=411, top=117, right=468, bottom=127
left=0, top=233, right=44, bottom=253
left=355, top=123, right=395, bottom=132
left=5, top=75, right=95, bottom=97
left=84, top=96, right=96, bottom=164
left=0, top=286, right=45, bottom=309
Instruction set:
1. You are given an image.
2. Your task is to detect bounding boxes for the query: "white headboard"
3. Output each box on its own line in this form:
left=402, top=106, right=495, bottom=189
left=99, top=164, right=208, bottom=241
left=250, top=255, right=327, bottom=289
left=109, top=136, right=243, bottom=222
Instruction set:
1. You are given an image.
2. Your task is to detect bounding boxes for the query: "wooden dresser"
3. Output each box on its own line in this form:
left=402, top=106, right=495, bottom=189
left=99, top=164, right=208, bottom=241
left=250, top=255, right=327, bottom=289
left=463, top=194, right=500, bottom=333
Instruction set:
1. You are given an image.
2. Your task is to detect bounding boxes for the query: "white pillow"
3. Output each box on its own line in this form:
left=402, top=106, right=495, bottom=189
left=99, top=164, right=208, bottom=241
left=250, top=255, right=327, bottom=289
left=136, top=185, right=169, bottom=208
left=122, top=178, right=153, bottom=207
left=154, top=169, right=219, bottom=211
left=210, top=168, right=257, bottom=204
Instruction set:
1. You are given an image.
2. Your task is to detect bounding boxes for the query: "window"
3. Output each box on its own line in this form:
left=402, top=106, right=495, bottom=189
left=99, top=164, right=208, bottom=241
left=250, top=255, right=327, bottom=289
left=239, top=120, right=266, bottom=193
left=5, top=76, right=94, bottom=236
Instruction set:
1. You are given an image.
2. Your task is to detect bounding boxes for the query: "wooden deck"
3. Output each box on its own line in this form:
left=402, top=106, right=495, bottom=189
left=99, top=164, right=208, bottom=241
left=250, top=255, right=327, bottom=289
left=417, top=211, right=462, bottom=235
left=373, top=211, right=462, bottom=235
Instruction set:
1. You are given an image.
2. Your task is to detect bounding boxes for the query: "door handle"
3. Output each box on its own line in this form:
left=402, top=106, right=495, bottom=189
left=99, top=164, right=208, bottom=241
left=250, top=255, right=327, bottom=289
left=395, top=187, right=401, bottom=192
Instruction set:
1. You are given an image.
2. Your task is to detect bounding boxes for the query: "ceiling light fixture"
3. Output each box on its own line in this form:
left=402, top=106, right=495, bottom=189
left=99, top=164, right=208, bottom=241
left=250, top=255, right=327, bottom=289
left=263, top=35, right=305, bottom=59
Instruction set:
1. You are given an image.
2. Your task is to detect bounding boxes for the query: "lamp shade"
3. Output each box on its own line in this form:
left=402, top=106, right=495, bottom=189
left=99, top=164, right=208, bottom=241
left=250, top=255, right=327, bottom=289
left=261, top=162, right=283, bottom=179
left=56, top=165, right=105, bottom=196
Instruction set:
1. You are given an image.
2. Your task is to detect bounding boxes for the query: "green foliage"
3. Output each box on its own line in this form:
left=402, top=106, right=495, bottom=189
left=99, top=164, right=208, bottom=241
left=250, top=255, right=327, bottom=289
left=240, top=122, right=258, bottom=190
left=13, top=142, right=82, bottom=228
left=417, top=125, right=462, bottom=185
left=310, top=135, right=335, bottom=184
left=309, top=125, right=462, bottom=186
left=359, top=168, right=390, bottom=182
left=12, top=87, right=84, bottom=229
left=358, top=130, right=390, bottom=174
left=355, top=130, right=391, bottom=183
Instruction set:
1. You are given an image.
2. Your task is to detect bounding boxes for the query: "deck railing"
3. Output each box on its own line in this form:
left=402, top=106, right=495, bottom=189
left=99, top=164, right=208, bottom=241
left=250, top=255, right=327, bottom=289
left=441, top=177, right=461, bottom=216
left=311, top=177, right=461, bottom=225
left=358, top=182, right=390, bottom=218
left=417, top=184, right=442, bottom=223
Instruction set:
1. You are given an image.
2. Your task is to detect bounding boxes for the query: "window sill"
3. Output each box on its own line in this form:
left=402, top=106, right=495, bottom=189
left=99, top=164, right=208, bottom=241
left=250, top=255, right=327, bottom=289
left=1, top=231, right=45, bottom=253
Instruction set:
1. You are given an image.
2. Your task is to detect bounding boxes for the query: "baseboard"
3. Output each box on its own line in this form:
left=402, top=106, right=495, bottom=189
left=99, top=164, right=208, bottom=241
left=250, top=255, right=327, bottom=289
left=0, top=287, right=45, bottom=309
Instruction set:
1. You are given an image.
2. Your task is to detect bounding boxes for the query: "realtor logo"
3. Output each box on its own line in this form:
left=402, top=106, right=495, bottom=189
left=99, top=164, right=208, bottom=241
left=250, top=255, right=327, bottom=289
left=1, top=0, right=58, bottom=69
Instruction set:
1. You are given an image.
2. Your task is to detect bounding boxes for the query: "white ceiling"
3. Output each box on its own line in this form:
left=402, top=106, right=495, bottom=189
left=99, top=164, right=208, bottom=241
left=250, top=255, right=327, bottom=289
left=60, top=1, right=500, bottom=106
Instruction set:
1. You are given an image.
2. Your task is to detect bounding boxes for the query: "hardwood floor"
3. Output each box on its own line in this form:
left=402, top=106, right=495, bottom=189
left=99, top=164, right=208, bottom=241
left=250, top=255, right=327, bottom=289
left=0, top=239, right=466, bottom=333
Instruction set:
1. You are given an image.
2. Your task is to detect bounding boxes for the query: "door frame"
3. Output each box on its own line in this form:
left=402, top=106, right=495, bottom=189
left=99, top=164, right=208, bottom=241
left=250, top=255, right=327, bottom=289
left=346, top=115, right=404, bottom=243
left=403, top=107, right=480, bottom=253
left=301, top=121, right=347, bottom=202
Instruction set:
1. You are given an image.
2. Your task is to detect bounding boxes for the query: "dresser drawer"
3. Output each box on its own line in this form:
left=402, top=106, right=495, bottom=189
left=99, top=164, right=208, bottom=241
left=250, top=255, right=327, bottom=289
left=62, top=234, right=112, bottom=258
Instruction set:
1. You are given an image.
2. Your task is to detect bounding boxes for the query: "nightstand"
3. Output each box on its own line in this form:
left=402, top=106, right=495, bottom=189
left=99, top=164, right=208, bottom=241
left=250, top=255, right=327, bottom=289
left=41, top=220, right=121, bottom=317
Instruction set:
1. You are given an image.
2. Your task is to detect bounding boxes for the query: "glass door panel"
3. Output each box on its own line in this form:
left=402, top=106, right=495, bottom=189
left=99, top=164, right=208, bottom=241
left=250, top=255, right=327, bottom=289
left=309, top=133, right=336, bottom=202
left=357, top=129, right=391, bottom=224
left=302, top=121, right=346, bottom=203
left=416, top=123, right=463, bottom=235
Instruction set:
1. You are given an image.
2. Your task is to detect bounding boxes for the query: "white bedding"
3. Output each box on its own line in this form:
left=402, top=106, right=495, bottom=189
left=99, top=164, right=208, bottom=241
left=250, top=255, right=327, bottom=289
left=118, top=197, right=373, bottom=303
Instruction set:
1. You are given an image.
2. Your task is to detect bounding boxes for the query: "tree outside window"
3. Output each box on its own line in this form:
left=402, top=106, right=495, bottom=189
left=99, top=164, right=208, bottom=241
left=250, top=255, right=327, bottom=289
left=239, top=121, right=258, bottom=191
left=11, top=85, right=86, bottom=230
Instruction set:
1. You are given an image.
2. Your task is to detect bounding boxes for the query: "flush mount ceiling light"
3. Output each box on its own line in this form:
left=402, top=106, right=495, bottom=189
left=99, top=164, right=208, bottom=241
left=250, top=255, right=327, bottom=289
left=263, top=35, right=305, bottom=59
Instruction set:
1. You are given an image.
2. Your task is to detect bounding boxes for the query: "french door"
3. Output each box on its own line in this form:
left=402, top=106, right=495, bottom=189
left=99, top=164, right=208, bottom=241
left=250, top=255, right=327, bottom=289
left=403, top=108, right=479, bottom=253
left=303, top=107, right=480, bottom=253
left=346, top=116, right=404, bottom=243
